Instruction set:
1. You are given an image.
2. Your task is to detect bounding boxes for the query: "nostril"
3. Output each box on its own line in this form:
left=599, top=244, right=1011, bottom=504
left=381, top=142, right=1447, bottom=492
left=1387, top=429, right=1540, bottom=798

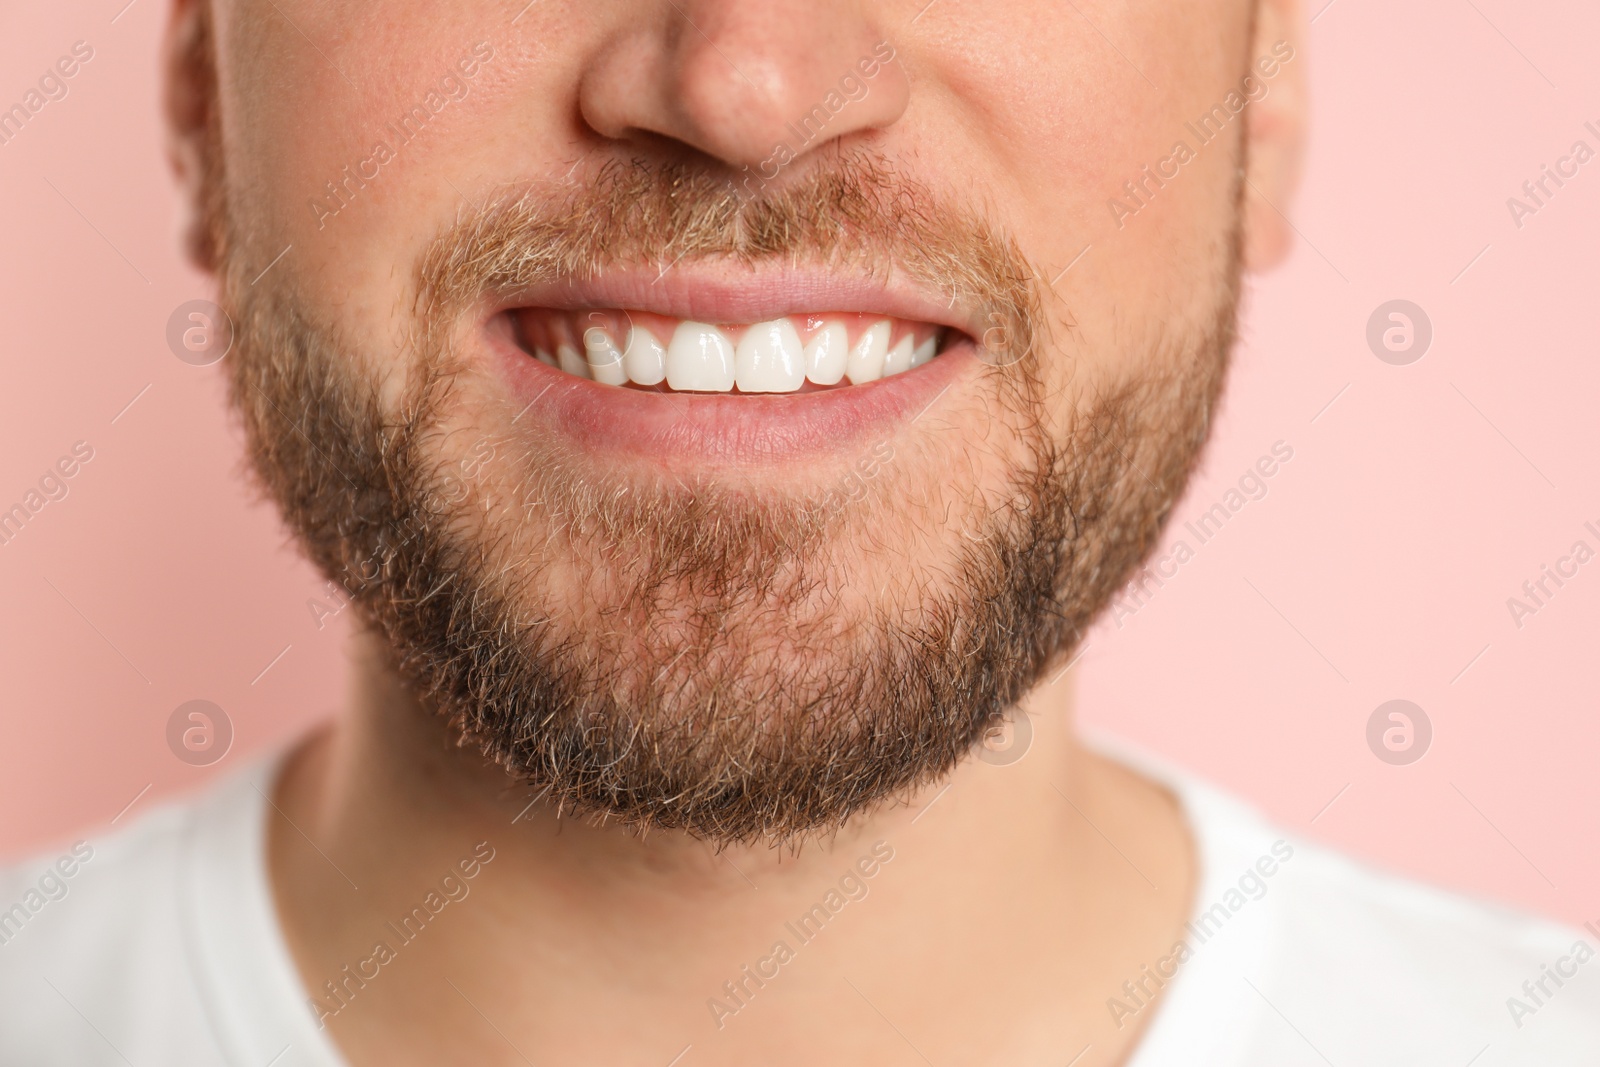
left=577, top=36, right=659, bottom=143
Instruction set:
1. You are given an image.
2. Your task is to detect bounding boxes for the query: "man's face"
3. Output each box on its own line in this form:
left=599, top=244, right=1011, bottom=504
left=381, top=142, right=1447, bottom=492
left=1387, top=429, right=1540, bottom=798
left=172, top=0, right=1294, bottom=841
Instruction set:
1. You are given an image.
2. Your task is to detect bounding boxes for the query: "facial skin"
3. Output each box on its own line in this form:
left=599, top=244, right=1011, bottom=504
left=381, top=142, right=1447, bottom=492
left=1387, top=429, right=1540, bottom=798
left=163, top=0, right=1303, bottom=1062
left=166, top=0, right=1299, bottom=840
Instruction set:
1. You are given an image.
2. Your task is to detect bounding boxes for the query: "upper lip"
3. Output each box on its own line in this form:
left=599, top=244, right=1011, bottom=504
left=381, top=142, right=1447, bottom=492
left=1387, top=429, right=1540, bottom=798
left=485, top=260, right=983, bottom=340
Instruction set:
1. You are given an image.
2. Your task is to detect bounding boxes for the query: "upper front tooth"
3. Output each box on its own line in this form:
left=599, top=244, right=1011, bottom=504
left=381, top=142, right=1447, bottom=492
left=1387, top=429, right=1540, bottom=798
left=735, top=319, right=804, bottom=393
left=846, top=320, right=891, bottom=384
left=558, top=342, right=590, bottom=379
left=583, top=327, right=627, bottom=386
left=804, top=322, right=848, bottom=385
left=912, top=335, right=937, bottom=367
left=883, top=334, right=915, bottom=377
left=624, top=325, right=667, bottom=386
left=666, top=321, right=736, bottom=392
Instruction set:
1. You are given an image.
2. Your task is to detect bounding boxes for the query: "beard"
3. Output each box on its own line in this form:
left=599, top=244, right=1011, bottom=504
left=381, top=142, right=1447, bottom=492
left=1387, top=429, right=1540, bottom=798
left=212, top=151, right=1236, bottom=844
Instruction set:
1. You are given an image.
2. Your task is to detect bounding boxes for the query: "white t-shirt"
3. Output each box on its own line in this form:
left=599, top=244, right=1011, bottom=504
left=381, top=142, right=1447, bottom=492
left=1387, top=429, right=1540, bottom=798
left=1, top=747, right=1595, bottom=1065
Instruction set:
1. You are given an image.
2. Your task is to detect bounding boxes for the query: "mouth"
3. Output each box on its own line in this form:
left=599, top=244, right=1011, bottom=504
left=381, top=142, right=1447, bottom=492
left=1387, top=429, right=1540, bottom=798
left=479, top=266, right=984, bottom=463
left=508, top=309, right=951, bottom=393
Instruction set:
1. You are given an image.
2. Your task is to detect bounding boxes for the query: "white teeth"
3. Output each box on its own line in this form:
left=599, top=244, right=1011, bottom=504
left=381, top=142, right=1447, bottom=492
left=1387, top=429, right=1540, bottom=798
left=883, top=334, right=915, bottom=377
left=557, top=342, right=590, bottom=379
left=624, top=325, right=667, bottom=386
left=846, top=320, right=891, bottom=384
left=804, top=322, right=848, bottom=385
left=583, top=327, right=628, bottom=386
left=545, top=315, right=938, bottom=389
left=666, top=321, right=736, bottom=392
left=735, top=319, right=804, bottom=393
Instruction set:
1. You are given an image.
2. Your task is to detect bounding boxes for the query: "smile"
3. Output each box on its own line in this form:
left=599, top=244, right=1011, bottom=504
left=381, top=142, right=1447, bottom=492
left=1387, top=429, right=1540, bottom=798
left=509, top=308, right=951, bottom=393
left=479, top=266, right=983, bottom=463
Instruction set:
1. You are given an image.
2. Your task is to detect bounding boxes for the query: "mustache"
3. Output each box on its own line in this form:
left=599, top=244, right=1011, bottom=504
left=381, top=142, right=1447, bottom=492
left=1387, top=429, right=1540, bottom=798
left=415, top=151, right=1047, bottom=367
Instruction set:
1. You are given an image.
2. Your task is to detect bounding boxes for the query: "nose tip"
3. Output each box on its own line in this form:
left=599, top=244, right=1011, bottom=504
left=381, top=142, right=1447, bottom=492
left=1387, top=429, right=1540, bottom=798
left=672, top=51, right=817, bottom=169
left=579, top=6, right=908, bottom=172
left=670, top=39, right=907, bottom=169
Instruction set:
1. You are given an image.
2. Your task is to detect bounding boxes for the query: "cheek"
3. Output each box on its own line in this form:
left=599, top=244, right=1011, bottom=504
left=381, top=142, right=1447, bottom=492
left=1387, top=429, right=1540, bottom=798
left=218, top=2, right=520, bottom=325
left=914, top=1, right=1245, bottom=404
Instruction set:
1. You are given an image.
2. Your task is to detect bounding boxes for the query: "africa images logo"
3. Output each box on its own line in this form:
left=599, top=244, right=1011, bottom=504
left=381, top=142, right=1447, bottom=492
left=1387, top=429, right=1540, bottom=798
left=1106, top=841, right=1294, bottom=1029
left=706, top=841, right=896, bottom=1030
left=308, top=42, right=496, bottom=230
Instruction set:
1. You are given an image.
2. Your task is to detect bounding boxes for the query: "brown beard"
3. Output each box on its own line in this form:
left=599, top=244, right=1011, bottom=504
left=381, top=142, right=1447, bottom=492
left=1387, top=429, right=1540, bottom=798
left=209, top=107, right=1234, bottom=842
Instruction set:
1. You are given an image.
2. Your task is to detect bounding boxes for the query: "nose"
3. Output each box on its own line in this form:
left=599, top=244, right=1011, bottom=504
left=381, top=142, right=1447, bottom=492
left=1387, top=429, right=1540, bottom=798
left=579, top=1, right=910, bottom=170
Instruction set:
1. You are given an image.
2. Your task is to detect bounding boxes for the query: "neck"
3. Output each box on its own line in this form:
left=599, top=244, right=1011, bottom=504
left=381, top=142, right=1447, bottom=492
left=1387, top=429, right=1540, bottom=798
left=269, top=627, right=1195, bottom=1066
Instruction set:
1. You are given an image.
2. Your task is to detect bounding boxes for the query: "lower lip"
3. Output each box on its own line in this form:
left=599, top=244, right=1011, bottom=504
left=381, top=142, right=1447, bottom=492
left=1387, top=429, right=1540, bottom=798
left=485, top=320, right=973, bottom=464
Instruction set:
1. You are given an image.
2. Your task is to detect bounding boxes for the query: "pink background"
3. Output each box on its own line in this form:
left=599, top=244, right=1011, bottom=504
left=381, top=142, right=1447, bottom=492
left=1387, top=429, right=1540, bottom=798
left=2, top=2, right=1596, bottom=927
